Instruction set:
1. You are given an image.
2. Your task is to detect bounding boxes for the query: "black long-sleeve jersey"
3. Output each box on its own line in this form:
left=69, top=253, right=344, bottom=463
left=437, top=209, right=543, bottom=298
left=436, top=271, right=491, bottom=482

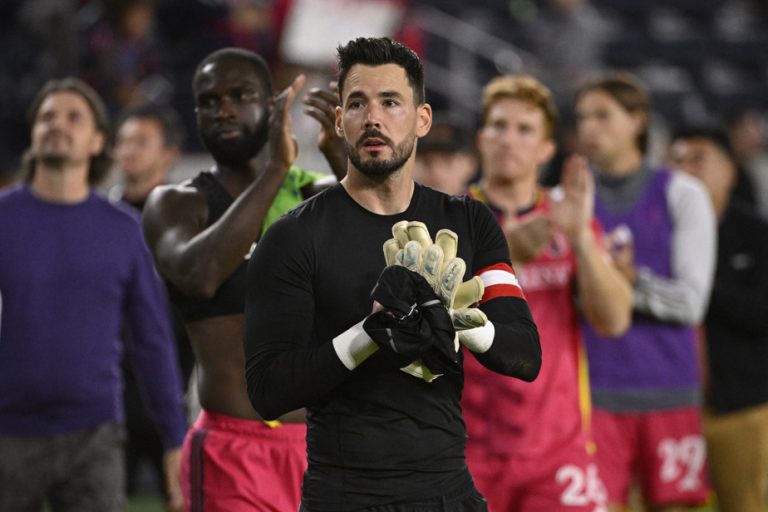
left=244, top=183, right=540, bottom=510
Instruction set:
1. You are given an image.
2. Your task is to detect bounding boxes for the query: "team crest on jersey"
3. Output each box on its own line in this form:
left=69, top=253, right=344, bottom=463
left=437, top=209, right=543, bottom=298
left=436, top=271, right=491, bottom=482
left=543, top=231, right=568, bottom=258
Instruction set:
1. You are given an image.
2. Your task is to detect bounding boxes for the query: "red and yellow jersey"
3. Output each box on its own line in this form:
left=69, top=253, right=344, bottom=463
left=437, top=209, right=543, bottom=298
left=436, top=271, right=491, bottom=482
left=462, top=183, right=598, bottom=459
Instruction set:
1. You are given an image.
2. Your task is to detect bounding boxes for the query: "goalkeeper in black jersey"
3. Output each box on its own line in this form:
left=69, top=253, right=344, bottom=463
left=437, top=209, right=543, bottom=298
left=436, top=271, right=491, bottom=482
left=244, top=37, right=541, bottom=511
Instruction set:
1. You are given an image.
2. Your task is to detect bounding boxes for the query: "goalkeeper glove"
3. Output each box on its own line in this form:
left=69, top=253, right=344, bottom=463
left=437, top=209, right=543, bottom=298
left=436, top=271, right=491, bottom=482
left=381, top=221, right=491, bottom=380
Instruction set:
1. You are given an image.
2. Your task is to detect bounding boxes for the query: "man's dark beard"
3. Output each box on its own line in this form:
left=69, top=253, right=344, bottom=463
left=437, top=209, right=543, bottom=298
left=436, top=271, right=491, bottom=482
left=36, top=132, right=70, bottom=169
left=38, top=153, right=67, bottom=169
left=201, top=119, right=269, bottom=167
left=346, top=131, right=415, bottom=177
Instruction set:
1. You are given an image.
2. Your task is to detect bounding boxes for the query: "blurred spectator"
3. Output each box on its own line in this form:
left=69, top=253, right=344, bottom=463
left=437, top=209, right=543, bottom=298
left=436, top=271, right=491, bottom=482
left=726, top=109, right=768, bottom=220
left=109, top=103, right=195, bottom=500
left=78, top=0, right=168, bottom=115
left=413, top=114, right=477, bottom=195
left=109, top=103, right=184, bottom=208
left=0, top=77, right=186, bottom=512
left=522, top=0, right=612, bottom=100
left=669, top=125, right=768, bottom=512
left=219, top=0, right=283, bottom=64
left=575, top=72, right=716, bottom=511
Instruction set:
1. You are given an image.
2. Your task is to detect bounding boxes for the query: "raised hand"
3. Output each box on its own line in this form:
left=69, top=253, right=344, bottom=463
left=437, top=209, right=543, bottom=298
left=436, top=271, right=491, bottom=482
left=548, top=154, right=594, bottom=245
left=502, top=213, right=552, bottom=264
left=268, top=74, right=306, bottom=171
left=302, top=81, right=347, bottom=178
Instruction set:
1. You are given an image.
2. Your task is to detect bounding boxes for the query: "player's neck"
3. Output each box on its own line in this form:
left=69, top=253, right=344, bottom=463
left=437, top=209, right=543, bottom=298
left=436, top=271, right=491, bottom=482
left=341, top=165, right=415, bottom=215
left=30, top=163, right=90, bottom=204
left=596, top=149, right=642, bottom=177
left=212, top=155, right=264, bottom=197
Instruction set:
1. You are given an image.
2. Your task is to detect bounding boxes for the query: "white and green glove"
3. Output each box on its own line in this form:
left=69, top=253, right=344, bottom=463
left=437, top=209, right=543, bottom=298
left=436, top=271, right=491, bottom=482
left=382, top=221, right=489, bottom=381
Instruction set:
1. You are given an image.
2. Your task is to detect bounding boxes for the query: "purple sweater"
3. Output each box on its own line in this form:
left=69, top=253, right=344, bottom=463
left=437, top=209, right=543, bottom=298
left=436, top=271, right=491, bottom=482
left=0, top=185, right=186, bottom=448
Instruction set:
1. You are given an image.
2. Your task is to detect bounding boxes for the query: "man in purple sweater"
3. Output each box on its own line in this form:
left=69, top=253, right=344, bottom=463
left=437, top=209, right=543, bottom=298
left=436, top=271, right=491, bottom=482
left=0, top=78, right=187, bottom=512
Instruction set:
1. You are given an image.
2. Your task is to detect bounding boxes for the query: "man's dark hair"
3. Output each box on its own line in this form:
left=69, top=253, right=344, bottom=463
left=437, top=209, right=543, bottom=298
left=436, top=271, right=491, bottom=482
left=117, top=103, right=186, bottom=148
left=23, top=77, right=112, bottom=185
left=671, top=125, right=738, bottom=164
left=193, top=47, right=273, bottom=97
left=336, top=37, right=425, bottom=105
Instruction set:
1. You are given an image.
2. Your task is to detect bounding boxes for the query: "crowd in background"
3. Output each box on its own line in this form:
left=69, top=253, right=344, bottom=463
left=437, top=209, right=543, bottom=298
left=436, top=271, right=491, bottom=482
left=2, top=0, right=768, bottom=182
left=2, top=1, right=768, bottom=511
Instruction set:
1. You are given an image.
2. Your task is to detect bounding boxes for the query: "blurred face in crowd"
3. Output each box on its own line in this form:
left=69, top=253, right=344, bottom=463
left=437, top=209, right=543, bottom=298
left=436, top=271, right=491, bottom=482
left=120, top=3, right=154, bottom=40
left=194, top=57, right=270, bottom=167
left=575, top=89, right=644, bottom=171
left=728, top=110, right=765, bottom=161
left=31, top=91, right=104, bottom=172
left=414, top=149, right=476, bottom=195
left=115, top=117, right=177, bottom=182
left=336, top=63, right=431, bottom=177
left=668, top=137, right=735, bottom=216
left=477, top=97, right=554, bottom=184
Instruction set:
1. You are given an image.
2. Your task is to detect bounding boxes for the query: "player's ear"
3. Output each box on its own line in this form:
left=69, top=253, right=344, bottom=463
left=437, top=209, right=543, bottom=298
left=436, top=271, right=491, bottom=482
left=416, top=103, right=432, bottom=138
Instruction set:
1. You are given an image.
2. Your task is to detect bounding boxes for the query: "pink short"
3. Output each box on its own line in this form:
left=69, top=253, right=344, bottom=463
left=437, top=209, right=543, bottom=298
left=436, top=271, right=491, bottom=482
left=592, top=407, right=709, bottom=507
left=466, top=439, right=607, bottom=512
left=180, top=410, right=307, bottom=512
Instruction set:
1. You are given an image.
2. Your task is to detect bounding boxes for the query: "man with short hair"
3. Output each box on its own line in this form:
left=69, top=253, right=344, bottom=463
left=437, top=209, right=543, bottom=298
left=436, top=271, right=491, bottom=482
left=142, top=47, right=343, bottom=511
left=110, top=103, right=184, bottom=209
left=462, top=74, right=632, bottom=511
left=244, top=36, right=542, bottom=511
left=0, top=78, right=187, bottom=512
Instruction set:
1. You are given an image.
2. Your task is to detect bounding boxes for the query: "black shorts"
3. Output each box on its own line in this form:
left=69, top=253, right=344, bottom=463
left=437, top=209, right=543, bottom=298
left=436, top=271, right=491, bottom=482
left=299, top=483, right=488, bottom=512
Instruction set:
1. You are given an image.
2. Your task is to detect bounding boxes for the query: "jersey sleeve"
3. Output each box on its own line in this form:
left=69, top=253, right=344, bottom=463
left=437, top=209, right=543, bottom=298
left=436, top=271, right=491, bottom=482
left=289, top=165, right=325, bottom=189
left=633, top=172, right=716, bottom=324
left=260, top=166, right=326, bottom=236
left=466, top=201, right=541, bottom=381
left=245, top=215, right=351, bottom=420
left=123, top=222, right=188, bottom=450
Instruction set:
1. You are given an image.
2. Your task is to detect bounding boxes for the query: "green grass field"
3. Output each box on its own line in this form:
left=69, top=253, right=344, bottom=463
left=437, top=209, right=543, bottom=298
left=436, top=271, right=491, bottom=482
left=126, top=493, right=165, bottom=512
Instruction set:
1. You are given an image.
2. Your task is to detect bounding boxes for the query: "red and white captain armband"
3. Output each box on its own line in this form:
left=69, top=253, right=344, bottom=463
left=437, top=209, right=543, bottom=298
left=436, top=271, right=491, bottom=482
left=460, top=263, right=525, bottom=353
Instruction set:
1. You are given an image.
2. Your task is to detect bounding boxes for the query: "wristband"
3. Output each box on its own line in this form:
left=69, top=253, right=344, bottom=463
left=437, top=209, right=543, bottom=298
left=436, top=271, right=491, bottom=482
left=459, top=321, right=495, bottom=353
left=332, top=319, right=379, bottom=370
